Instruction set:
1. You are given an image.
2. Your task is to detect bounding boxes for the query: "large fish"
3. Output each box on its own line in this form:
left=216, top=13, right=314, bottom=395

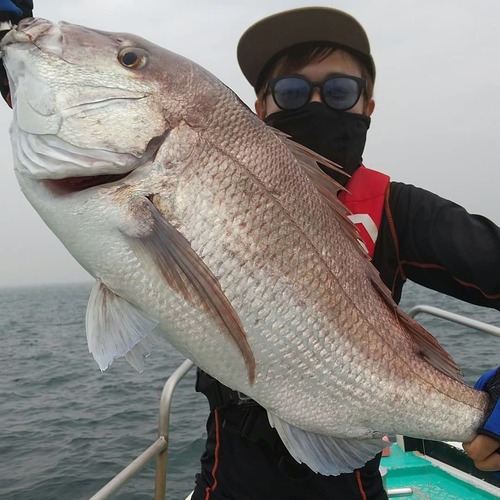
left=1, top=18, right=491, bottom=475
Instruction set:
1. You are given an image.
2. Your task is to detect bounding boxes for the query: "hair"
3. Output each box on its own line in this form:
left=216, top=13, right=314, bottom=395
left=256, top=43, right=374, bottom=113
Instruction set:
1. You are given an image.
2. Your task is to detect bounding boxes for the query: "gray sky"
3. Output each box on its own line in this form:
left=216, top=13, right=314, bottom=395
left=1, top=0, right=500, bottom=287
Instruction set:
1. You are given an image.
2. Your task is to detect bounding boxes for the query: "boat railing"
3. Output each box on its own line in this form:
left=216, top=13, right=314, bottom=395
left=89, top=358, right=195, bottom=500
left=88, top=305, right=500, bottom=499
left=408, top=304, right=500, bottom=337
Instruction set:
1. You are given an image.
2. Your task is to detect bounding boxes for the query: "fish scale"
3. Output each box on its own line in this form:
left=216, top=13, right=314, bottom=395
left=146, top=135, right=485, bottom=440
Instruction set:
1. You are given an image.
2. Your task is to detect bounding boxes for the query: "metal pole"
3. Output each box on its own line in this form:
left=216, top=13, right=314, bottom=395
left=89, top=437, right=168, bottom=500
left=408, top=305, right=500, bottom=338
left=154, top=359, right=195, bottom=500
left=387, top=487, right=413, bottom=497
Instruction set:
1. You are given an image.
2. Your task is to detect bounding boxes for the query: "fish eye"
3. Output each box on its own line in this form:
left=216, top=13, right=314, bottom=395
left=118, top=48, right=148, bottom=69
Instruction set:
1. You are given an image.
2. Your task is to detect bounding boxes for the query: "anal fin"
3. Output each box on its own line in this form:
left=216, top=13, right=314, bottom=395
left=268, top=413, right=386, bottom=476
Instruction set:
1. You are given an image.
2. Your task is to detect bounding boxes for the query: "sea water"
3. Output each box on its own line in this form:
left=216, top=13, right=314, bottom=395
left=0, top=281, right=498, bottom=499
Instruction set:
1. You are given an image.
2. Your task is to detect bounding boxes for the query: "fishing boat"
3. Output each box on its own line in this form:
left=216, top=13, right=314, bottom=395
left=88, top=305, right=500, bottom=499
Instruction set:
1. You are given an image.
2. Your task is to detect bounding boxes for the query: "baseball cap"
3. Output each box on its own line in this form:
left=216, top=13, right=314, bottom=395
left=237, top=7, right=375, bottom=92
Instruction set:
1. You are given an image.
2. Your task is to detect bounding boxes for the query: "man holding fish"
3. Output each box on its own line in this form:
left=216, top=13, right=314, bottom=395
left=0, top=3, right=499, bottom=499
left=194, top=6, right=500, bottom=499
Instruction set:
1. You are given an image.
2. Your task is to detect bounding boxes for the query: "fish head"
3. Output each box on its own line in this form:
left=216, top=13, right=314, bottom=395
left=1, top=18, right=221, bottom=189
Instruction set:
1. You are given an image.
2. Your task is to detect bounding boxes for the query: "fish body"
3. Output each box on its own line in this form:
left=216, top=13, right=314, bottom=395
left=1, top=18, right=489, bottom=475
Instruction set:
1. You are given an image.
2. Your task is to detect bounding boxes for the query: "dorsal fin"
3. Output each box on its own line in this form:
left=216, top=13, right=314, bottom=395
left=370, top=276, right=463, bottom=382
left=276, top=129, right=463, bottom=382
left=273, top=130, right=368, bottom=257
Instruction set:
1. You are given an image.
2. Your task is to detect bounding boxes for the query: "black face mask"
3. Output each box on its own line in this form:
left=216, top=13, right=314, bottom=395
left=264, top=102, right=370, bottom=185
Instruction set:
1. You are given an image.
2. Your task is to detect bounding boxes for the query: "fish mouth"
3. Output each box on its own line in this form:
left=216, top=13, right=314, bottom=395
left=44, top=171, right=132, bottom=193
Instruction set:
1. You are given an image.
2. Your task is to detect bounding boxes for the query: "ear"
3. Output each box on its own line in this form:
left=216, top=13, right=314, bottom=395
left=365, top=98, right=375, bottom=117
left=255, top=99, right=267, bottom=119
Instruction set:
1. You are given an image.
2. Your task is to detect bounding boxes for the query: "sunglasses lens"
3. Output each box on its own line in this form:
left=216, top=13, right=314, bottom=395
left=271, top=77, right=310, bottom=110
left=323, top=77, right=362, bottom=110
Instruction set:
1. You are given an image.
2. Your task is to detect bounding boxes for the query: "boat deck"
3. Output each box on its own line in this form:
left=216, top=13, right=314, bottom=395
left=382, top=441, right=500, bottom=499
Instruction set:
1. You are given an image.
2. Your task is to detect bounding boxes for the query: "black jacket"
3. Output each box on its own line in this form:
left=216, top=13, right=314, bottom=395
left=376, top=181, right=500, bottom=308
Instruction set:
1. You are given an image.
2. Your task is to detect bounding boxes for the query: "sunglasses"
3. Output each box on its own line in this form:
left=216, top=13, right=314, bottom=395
left=267, top=74, right=366, bottom=111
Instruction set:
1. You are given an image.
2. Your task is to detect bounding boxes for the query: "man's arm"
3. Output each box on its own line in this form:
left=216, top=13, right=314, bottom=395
left=389, top=181, right=500, bottom=309
left=388, top=182, right=500, bottom=469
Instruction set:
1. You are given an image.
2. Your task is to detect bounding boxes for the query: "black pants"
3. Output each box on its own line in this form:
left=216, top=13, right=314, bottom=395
left=192, top=405, right=388, bottom=500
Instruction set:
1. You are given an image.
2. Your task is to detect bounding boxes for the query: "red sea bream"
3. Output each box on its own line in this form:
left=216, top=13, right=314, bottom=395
left=1, top=18, right=490, bottom=475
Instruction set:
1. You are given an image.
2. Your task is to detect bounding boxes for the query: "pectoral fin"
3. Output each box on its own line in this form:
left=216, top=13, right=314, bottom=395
left=124, top=196, right=256, bottom=384
left=86, top=279, right=158, bottom=371
left=268, top=413, right=386, bottom=476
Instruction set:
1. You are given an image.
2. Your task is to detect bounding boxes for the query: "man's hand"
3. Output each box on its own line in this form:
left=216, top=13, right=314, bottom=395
left=463, top=367, right=500, bottom=471
left=463, top=436, right=500, bottom=471
left=0, top=0, right=33, bottom=106
left=0, top=0, right=33, bottom=22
